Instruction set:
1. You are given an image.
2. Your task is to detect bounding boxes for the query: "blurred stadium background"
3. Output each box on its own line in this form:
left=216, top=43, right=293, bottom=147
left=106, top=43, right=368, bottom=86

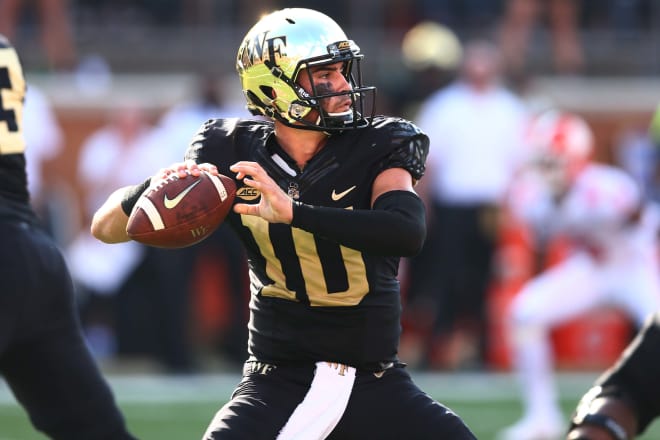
left=3, top=0, right=660, bottom=438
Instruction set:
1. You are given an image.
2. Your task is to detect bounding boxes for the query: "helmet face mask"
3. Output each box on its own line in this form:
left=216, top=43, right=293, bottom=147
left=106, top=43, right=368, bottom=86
left=236, top=8, right=376, bottom=132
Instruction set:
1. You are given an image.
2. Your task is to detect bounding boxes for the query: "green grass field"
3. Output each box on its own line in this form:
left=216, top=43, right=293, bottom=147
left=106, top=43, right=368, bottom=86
left=1, top=372, right=659, bottom=440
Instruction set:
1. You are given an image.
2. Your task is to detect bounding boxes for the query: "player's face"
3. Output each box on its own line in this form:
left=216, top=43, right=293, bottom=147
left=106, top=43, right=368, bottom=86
left=533, top=153, right=578, bottom=196
left=297, top=62, right=353, bottom=116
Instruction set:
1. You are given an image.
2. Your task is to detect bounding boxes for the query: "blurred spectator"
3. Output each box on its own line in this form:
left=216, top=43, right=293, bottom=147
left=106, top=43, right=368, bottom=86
left=23, top=85, right=63, bottom=204
left=150, top=72, right=250, bottom=367
left=23, top=83, right=79, bottom=244
left=614, top=125, right=657, bottom=201
left=498, top=0, right=584, bottom=78
left=0, top=0, right=77, bottom=71
left=153, top=72, right=246, bottom=164
left=416, top=0, right=502, bottom=31
left=391, top=21, right=463, bottom=119
left=67, top=101, right=197, bottom=372
left=404, top=39, right=529, bottom=370
left=646, top=102, right=660, bottom=204
left=498, top=110, right=660, bottom=440
left=66, top=102, right=153, bottom=360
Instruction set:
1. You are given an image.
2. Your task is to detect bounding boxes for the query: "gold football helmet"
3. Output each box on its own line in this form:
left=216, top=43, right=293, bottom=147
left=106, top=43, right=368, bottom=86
left=236, top=8, right=375, bottom=131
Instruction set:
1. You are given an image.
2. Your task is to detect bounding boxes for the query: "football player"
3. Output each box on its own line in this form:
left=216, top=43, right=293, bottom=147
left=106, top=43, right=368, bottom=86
left=566, top=311, right=660, bottom=440
left=0, top=35, right=136, bottom=439
left=91, top=7, right=476, bottom=440
left=498, top=111, right=660, bottom=440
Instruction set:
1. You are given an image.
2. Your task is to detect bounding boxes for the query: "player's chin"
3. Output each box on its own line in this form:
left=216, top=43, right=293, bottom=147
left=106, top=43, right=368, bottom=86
left=329, top=99, right=352, bottom=114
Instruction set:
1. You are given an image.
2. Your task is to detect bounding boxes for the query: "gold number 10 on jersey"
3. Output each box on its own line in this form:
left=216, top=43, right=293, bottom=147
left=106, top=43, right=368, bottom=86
left=242, top=215, right=370, bottom=306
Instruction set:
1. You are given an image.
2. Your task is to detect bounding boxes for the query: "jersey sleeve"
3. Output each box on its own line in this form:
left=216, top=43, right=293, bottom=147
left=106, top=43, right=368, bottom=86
left=184, top=118, right=269, bottom=181
left=562, top=167, right=641, bottom=233
left=183, top=117, right=246, bottom=177
left=374, top=118, right=429, bottom=183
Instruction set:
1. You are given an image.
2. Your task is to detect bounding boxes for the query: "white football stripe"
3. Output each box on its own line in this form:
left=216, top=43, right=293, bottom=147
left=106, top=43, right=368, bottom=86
left=206, top=171, right=229, bottom=202
left=141, top=197, right=165, bottom=230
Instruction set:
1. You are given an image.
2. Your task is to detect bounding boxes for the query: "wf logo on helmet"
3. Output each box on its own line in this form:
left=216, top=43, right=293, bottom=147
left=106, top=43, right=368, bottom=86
left=237, top=33, right=287, bottom=69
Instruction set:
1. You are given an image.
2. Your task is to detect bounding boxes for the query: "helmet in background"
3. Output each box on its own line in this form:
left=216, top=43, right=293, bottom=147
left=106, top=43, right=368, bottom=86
left=526, top=110, right=594, bottom=186
left=236, top=8, right=375, bottom=131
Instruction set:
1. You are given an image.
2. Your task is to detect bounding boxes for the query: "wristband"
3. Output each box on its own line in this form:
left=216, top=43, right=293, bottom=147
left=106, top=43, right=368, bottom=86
left=120, top=177, right=151, bottom=216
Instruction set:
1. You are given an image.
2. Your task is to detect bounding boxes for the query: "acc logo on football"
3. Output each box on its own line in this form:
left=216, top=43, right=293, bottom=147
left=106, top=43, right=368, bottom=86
left=236, top=186, right=261, bottom=200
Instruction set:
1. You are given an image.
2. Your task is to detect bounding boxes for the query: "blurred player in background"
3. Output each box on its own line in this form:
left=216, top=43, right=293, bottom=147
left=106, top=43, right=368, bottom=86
left=150, top=73, right=251, bottom=366
left=22, top=83, right=64, bottom=222
left=498, top=110, right=660, bottom=440
left=566, top=310, right=660, bottom=440
left=0, top=34, right=135, bottom=440
left=90, top=7, right=476, bottom=440
left=67, top=102, right=154, bottom=361
left=67, top=101, right=199, bottom=373
left=408, top=39, right=529, bottom=369
left=566, top=105, right=660, bottom=440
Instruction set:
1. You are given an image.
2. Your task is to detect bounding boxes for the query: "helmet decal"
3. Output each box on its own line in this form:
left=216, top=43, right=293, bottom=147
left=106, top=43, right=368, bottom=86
left=236, top=33, right=287, bottom=72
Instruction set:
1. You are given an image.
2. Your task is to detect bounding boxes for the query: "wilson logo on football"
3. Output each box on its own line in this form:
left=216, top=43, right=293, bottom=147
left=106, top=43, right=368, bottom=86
left=236, top=186, right=261, bottom=200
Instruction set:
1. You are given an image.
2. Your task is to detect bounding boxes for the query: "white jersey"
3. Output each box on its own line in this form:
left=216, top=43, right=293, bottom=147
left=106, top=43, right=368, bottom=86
left=416, top=82, right=529, bottom=205
left=505, top=162, right=660, bottom=432
left=507, top=163, right=658, bottom=265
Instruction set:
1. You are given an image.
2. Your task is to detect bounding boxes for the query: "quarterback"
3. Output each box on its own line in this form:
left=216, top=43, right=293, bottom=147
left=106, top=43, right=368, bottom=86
left=91, top=7, right=476, bottom=440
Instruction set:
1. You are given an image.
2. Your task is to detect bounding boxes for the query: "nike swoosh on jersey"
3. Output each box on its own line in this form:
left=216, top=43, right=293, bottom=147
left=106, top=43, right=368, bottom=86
left=331, top=186, right=357, bottom=201
left=163, top=179, right=202, bottom=209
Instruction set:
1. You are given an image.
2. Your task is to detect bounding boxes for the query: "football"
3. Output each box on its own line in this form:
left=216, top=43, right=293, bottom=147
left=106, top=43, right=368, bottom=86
left=126, top=171, right=236, bottom=248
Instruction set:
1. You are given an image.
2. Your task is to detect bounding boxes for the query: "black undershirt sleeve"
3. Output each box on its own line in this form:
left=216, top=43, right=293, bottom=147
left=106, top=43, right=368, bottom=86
left=291, top=190, right=426, bottom=257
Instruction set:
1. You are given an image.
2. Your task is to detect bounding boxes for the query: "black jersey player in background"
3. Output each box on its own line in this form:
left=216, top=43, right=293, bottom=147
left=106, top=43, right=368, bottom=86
left=0, top=35, right=136, bottom=440
left=566, top=310, right=660, bottom=440
left=91, top=8, right=476, bottom=440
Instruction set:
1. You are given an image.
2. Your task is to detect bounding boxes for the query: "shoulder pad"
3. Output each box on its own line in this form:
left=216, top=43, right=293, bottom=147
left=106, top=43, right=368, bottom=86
left=370, top=115, right=426, bottom=137
left=191, top=117, right=270, bottom=143
left=185, top=118, right=272, bottom=173
left=369, top=116, right=429, bottom=182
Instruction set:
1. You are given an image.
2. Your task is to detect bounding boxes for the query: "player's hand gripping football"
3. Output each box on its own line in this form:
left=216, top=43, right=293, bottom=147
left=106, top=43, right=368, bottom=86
left=230, top=161, right=293, bottom=224
left=152, top=160, right=219, bottom=185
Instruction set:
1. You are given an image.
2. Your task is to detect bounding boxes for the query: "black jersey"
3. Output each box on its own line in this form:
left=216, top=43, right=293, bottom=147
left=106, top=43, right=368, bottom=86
left=185, top=116, right=428, bottom=370
left=0, top=36, right=137, bottom=440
